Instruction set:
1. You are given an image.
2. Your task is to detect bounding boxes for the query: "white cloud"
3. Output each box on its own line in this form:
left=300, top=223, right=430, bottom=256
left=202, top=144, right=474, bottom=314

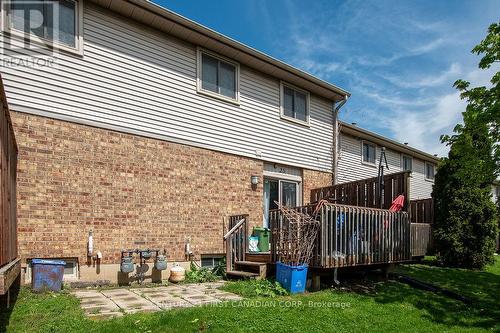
left=384, top=92, right=466, bottom=156
left=383, top=63, right=462, bottom=88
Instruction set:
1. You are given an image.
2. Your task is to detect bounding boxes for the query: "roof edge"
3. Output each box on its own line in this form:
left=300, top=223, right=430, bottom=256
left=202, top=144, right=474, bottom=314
left=125, top=0, right=351, bottom=99
left=339, top=121, right=441, bottom=163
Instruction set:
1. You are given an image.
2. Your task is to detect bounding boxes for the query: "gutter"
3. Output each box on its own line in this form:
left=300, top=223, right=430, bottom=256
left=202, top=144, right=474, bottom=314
left=332, top=96, right=349, bottom=185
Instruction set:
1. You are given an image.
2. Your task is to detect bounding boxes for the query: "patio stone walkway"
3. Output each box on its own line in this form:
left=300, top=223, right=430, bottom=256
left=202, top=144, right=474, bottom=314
left=72, top=282, right=242, bottom=319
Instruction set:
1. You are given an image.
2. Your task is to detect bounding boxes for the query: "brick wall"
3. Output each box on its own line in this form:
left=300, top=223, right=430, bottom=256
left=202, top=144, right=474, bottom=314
left=11, top=112, right=263, bottom=265
left=303, top=169, right=332, bottom=204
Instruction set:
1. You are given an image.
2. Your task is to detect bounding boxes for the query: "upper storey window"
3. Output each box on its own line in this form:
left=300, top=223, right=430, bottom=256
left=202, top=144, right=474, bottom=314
left=4, top=0, right=83, bottom=53
left=197, top=49, right=240, bottom=103
left=280, top=82, right=309, bottom=125
left=402, top=155, right=413, bottom=171
left=362, top=141, right=376, bottom=165
left=425, top=162, right=435, bottom=181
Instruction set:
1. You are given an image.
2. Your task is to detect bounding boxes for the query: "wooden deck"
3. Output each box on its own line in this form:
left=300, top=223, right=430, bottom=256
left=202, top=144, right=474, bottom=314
left=270, top=203, right=413, bottom=269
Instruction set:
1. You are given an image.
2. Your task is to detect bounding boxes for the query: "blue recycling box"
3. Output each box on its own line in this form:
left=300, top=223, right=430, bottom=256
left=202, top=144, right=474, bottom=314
left=31, top=259, right=66, bottom=292
left=276, top=262, right=308, bottom=294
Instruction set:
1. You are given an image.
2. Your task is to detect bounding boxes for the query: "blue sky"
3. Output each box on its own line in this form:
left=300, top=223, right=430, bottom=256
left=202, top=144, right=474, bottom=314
left=153, top=0, right=499, bottom=156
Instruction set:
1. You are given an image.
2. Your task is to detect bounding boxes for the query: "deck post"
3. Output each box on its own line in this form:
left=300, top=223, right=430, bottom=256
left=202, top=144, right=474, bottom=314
left=382, top=263, right=395, bottom=279
left=311, top=272, right=321, bottom=291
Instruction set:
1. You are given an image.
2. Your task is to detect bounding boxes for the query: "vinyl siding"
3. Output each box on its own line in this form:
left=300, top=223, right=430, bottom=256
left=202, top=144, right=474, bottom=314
left=338, top=133, right=434, bottom=199
left=0, top=2, right=334, bottom=172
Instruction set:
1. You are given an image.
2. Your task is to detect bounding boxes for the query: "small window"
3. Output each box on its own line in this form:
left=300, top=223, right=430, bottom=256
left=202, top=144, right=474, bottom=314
left=402, top=155, right=413, bottom=171
left=425, top=162, right=435, bottom=180
left=26, top=258, right=79, bottom=281
left=5, top=0, right=82, bottom=52
left=197, top=50, right=239, bottom=103
left=280, top=83, right=309, bottom=124
left=200, top=255, right=224, bottom=268
left=362, top=142, right=376, bottom=164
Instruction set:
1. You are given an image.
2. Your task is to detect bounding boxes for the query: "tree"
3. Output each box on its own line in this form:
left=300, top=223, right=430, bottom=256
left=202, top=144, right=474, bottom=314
left=433, top=21, right=499, bottom=269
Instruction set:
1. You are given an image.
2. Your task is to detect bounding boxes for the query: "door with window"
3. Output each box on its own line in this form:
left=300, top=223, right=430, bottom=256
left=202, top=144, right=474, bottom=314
left=263, top=178, right=300, bottom=228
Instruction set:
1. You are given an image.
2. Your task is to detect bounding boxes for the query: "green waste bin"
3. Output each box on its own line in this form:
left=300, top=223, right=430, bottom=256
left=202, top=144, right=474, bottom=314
left=253, top=227, right=270, bottom=252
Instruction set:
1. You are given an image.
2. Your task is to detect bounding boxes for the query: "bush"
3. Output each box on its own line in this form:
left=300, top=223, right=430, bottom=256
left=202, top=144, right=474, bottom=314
left=222, top=279, right=288, bottom=298
left=433, top=158, right=498, bottom=269
left=185, top=261, right=223, bottom=283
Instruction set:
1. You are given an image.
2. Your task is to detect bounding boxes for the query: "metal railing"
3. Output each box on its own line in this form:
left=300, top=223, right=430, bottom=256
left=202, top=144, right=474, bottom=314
left=270, top=203, right=412, bottom=268
left=224, top=214, right=248, bottom=272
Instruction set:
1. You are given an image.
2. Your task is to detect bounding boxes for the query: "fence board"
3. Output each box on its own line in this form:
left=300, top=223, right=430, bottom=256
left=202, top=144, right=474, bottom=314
left=0, top=74, right=18, bottom=269
left=409, top=199, right=434, bottom=224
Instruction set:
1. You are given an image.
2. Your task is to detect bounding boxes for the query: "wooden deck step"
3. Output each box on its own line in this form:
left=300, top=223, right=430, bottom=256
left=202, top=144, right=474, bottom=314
left=226, top=270, right=260, bottom=279
left=234, top=260, right=267, bottom=279
left=245, top=252, right=272, bottom=263
left=235, top=261, right=267, bottom=267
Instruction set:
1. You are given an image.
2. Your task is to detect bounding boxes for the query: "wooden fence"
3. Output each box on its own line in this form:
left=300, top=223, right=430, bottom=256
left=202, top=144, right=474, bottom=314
left=310, top=171, right=411, bottom=210
left=270, top=203, right=411, bottom=268
left=409, top=198, right=433, bottom=224
left=410, top=223, right=431, bottom=257
left=0, top=74, right=18, bottom=269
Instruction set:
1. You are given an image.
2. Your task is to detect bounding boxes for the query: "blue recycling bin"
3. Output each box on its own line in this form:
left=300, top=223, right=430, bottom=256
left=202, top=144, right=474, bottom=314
left=276, top=262, right=308, bottom=294
left=31, top=259, right=66, bottom=292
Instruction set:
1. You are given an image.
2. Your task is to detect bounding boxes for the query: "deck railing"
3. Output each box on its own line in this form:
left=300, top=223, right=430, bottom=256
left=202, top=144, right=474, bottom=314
left=270, top=203, right=411, bottom=268
left=224, top=214, right=248, bottom=272
left=310, top=171, right=411, bottom=210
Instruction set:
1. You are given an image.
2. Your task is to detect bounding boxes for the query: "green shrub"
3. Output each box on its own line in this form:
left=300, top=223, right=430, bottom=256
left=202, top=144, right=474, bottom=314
left=222, top=279, right=288, bottom=298
left=185, top=261, right=223, bottom=283
left=433, top=158, right=498, bottom=269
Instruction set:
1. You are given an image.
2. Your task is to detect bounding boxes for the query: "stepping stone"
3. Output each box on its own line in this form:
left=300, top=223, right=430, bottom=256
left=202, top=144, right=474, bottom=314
left=88, top=312, right=124, bottom=320
left=101, top=289, right=135, bottom=298
left=74, top=284, right=239, bottom=317
left=182, top=294, right=221, bottom=305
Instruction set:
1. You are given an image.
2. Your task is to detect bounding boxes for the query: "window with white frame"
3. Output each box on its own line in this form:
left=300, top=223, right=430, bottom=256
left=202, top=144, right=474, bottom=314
left=362, top=141, right=376, bottom=164
left=197, top=50, right=239, bottom=102
left=425, top=162, right=435, bottom=180
left=4, top=0, right=82, bottom=52
left=280, top=83, right=309, bottom=123
left=402, top=155, right=413, bottom=171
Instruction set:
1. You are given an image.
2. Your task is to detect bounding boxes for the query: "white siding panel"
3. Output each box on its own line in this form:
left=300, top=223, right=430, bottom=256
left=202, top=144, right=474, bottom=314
left=338, top=133, right=434, bottom=199
left=410, top=159, right=434, bottom=200
left=0, top=3, right=334, bottom=171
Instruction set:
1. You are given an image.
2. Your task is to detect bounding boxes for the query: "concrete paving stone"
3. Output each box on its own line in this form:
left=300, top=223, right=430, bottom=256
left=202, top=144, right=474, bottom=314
left=72, top=290, right=103, bottom=299
left=152, top=298, right=192, bottom=310
left=74, top=283, right=239, bottom=317
left=88, top=312, right=124, bottom=320
left=82, top=304, right=121, bottom=313
left=182, top=294, right=221, bottom=305
left=172, top=288, right=205, bottom=296
left=200, top=282, right=226, bottom=289
left=101, top=289, right=133, bottom=298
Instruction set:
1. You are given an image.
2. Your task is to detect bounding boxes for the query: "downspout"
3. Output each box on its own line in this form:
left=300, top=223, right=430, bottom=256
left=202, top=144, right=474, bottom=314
left=332, top=96, right=348, bottom=185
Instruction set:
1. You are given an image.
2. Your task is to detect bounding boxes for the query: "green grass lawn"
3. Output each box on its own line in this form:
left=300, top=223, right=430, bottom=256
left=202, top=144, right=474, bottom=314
left=1, top=257, right=499, bottom=333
